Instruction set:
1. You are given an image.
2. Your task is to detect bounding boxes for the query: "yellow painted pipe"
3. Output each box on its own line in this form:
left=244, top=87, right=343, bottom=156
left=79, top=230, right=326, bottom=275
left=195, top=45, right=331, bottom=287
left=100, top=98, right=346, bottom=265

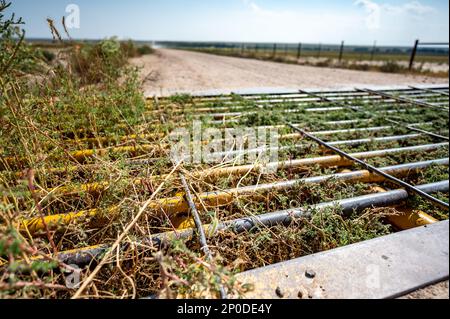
left=388, top=207, right=438, bottom=229
left=70, top=144, right=165, bottom=162
left=34, top=143, right=447, bottom=198
left=2, top=144, right=165, bottom=169
left=2, top=125, right=399, bottom=169
left=18, top=167, right=419, bottom=235
left=18, top=195, right=189, bottom=234
left=65, top=132, right=165, bottom=146
left=371, top=186, right=438, bottom=229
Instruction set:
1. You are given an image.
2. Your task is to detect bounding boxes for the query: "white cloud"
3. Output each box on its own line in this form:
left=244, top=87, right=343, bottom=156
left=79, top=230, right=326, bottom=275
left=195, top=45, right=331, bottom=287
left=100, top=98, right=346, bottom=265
left=242, top=0, right=287, bottom=17
left=354, top=0, right=436, bottom=30
left=354, top=0, right=381, bottom=30
left=386, top=1, right=435, bottom=16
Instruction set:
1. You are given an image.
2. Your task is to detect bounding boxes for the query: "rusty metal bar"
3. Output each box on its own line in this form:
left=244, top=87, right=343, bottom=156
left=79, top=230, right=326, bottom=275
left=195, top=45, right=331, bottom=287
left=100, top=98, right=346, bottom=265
left=287, top=123, right=449, bottom=210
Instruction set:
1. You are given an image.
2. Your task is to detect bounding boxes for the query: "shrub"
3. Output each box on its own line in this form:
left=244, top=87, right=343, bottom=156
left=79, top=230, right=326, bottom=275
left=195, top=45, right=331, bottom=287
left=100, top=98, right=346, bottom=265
left=380, top=61, right=402, bottom=73
left=69, top=38, right=127, bottom=84
left=315, top=59, right=332, bottom=67
left=348, top=63, right=370, bottom=71
left=137, top=45, right=154, bottom=56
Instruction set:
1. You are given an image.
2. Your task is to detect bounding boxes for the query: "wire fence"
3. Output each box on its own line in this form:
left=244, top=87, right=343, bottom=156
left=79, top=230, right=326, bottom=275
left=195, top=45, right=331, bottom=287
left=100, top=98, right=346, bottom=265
left=156, top=40, right=449, bottom=67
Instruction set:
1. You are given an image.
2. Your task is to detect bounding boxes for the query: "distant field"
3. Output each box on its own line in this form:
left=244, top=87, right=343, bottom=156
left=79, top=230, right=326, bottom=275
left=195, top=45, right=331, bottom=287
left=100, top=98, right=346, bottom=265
left=173, top=46, right=448, bottom=77
left=181, top=47, right=449, bottom=64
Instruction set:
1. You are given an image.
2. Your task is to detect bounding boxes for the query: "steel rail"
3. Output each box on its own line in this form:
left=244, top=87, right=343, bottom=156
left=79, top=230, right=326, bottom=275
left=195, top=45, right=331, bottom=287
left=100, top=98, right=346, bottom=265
left=207, top=106, right=420, bottom=125
left=358, top=88, right=447, bottom=111
left=153, top=91, right=439, bottom=113
left=164, top=87, right=441, bottom=105
left=6, top=133, right=423, bottom=180
left=179, top=173, right=227, bottom=299
left=29, top=180, right=449, bottom=267
left=384, top=119, right=449, bottom=141
left=19, top=158, right=449, bottom=234
left=153, top=86, right=448, bottom=104
left=191, top=98, right=429, bottom=117
left=14, top=142, right=445, bottom=199
left=4, top=123, right=425, bottom=170
left=408, top=86, right=449, bottom=97
left=287, top=123, right=449, bottom=210
left=300, top=88, right=449, bottom=141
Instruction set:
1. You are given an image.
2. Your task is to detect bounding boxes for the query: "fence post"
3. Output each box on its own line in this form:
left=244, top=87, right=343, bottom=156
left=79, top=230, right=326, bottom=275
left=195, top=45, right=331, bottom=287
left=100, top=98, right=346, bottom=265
left=241, top=43, right=244, bottom=55
left=409, top=39, right=419, bottom=71
left=338, top=41, right=344, bottom=63
left=370, top=41, right=377, bottom=61
left=285, top=44, right=289, bottom=57
left=297, top=42, right=302, bottom=59
left=317, top=43, right=322, bottom=58
left=272, top=43, right=277, bottom=58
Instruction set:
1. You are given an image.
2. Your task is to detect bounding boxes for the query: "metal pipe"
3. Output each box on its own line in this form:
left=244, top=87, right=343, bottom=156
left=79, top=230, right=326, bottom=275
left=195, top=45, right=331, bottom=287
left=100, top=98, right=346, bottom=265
left=208, top=133, right=425, bottom=161
left=156, top=86, right=447, bottom=103
left=19, top=158, right=449, bottom=235
left=5, top=130, right=424, bottom=179
left=179, top=174, right=211, bottom=256
left=384, top=119, right=449, bottom=141
left=300, top=88, right=449, bottom=141
left=208, top=142, right=448, bottom=173
left=154, top=92, right=439, bottom=116
left=287, top=123, right=449, bottom=210
left=359, top=88, right=447, bottom=111
left=408, top=86, right=449, bottom=97
left=6, top=132, right=424, bottom=188
left=45, top=180, right=449, bottom=267
left=179, top=173, right=227, bottom=299
left=162, top=90, right=421, bottom=110
left=279, top=123, right=426, bottom=141
left=13, top=140, right=442, bottom=199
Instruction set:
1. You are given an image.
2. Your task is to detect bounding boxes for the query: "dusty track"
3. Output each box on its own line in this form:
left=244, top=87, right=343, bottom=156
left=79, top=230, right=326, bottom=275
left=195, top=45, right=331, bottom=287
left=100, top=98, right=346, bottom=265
left=131, top=49, right=448, bottom=97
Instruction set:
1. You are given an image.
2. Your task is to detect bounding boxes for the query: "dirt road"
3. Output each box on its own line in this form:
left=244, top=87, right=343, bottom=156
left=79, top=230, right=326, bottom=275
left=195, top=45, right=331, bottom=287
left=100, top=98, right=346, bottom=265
left=131, top=49, right=448, bottom=96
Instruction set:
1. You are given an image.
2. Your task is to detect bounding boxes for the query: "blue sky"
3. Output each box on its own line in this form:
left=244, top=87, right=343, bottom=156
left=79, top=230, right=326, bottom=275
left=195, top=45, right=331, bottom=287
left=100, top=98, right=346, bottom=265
left=7, top=0, right=449, bottom=45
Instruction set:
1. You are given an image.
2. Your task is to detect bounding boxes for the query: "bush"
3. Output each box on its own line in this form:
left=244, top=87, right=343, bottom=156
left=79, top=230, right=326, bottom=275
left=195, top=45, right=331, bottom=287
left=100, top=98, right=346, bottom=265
left=315, top=59, right=332, bottom=67
left=137, top=45, right=154, bottom=56
left=380, top=61, right=402, bottom=73
left=69, top=38, right=128, bottom=84
left=348, top=63, right=370, bottom=71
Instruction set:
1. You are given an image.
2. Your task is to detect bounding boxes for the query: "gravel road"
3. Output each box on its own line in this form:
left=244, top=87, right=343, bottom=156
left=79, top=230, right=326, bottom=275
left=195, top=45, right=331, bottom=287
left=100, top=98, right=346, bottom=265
left=131, top=49, right=448, bottom=97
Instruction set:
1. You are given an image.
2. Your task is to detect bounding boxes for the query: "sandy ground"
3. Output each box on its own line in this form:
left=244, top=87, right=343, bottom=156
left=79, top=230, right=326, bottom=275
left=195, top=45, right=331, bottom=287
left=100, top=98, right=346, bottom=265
left=400, top=281, right=449, bottom=299
left=131, top=49, right=448, bottom=97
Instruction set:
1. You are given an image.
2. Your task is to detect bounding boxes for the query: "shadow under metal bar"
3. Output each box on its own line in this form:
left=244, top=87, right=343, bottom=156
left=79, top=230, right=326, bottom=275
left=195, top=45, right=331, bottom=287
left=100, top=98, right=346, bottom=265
left=287, top=123, right=449, bottom=210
